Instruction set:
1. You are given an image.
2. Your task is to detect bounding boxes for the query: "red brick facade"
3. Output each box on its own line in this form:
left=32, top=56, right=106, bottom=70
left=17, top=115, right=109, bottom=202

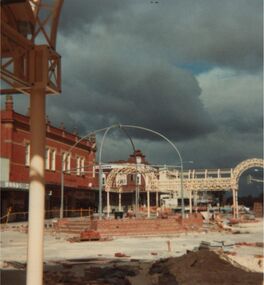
left=1, top=96, right=97, bottom=218
left=99, top=149, right=148, bottom=193
left=1, top=96, right=157, bottom=219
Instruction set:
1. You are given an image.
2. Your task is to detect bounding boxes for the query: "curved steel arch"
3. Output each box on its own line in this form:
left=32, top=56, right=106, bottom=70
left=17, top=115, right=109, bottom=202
left=120, top=124, right=185, bottom=216
left=97, top=124, right=185, bottom=218
left=60, top=126, right=108, bottom=219
left=98, top=124, right=138, bottom=218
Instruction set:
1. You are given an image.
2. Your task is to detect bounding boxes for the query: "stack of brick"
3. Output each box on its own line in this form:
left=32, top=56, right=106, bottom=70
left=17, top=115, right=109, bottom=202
left=253, top=202, right=263, bottom=218
left=94, top=213, right=203, bottom=237
left=57, top=213, right=203, bottom=236
left=56, top=218, right=94, bottom=234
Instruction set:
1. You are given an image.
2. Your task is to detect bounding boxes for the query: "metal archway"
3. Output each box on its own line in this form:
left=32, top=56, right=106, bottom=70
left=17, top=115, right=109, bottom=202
left=105, top=165, right=158, bottom=217
left=105, top=165, right=158, bottom=192
left=232, top=158, right=264, bottom=189
left=97, top=124, right=185, bottom=218
left=98, top=125, right=137, bottom=219
left=231, top=158, right=264, bottom=218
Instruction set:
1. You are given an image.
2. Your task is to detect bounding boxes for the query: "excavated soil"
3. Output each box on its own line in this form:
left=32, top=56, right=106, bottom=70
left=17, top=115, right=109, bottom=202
left=1, top=250, right=263, bottom=285
left=149, top=250, right=263, bottom=285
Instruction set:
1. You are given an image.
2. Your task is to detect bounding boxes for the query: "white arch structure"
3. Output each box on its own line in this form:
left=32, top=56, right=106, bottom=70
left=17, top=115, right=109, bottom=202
left=105, top=164, right=158, bottom=218
left=105, top=158, right=263, bottom=218
left=98, top=124, right=185, bottom=219
left=105, top=165, right=158, bottom=192
left=231, top=158, right=264, bottom=218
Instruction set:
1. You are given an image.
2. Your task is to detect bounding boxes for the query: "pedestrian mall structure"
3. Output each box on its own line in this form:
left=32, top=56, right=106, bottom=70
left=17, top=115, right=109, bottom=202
left=1, top=98, right=263, bottom=219
left=103, top=158, right=263, bottom=218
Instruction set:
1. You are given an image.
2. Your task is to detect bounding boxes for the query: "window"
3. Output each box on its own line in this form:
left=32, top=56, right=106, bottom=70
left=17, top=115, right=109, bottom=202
left=81, top=158, right=85, bottom=175
left=136, top=156, right=142, bottom=164
left=136, top=174, right=141, bottom=185
left=51, top=150, right=56, bottom=171
left=25, top=143, right=30, bottom=166
left=116, top=174, right=127, bottom=185
left=67, top=154, right=71, bottom=173
left=45, top=148, right=50, bottom=170
left=62, top=152, right=71, bottom=173
left=76, top=157, right=81, bottom=176
left=62, top=152, right=67, bottom=171
left=102, top=173, right=106, bottom=185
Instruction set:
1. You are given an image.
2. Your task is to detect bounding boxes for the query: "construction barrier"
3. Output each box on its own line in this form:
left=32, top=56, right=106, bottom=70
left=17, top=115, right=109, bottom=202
left=0, top=208, right=94, bottom=224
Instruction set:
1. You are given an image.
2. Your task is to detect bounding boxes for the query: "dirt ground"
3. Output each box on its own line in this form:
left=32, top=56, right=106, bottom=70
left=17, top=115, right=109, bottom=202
left=1, top=249, right=263, bottom=285
left=148, top=250, right=263, bottom=285
left=1, top=220, right=263, bottom=284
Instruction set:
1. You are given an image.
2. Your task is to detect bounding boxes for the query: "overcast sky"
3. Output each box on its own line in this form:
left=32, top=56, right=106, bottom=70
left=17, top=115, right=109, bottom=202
left=5, top=0, right=263, bottom=169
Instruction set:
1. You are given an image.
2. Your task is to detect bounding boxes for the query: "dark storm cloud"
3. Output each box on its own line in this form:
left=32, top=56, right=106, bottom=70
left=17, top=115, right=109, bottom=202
left=50, top=39, right=215, bottom=140
left=59, top=0, right=125, bottom=32
left=19, top=0, right=260, bottom=168
left=128, top=0, right=262, bottom=71
left=198, top=69, right=263, bottom=135
left=59, top=0, right=262, bottom=71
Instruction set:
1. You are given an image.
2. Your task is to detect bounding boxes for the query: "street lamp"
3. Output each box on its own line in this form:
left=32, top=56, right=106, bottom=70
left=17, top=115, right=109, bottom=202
left=120, top=124, right=186, bottom=218
left=60, top=127, right=110, bottom=219
left=70, top=124, right=186, bottom=220
left=98, top=124, right=137, bottom=219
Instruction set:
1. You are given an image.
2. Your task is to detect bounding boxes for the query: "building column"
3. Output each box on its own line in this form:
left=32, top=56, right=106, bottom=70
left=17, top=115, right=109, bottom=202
left=107, top=190, right=110, bottom=218
left=156, top=191, right=159, bottom=207
left=235, top=190, right=239, bottom=219
left=147, top=189, right=150, bottom=218
left=189, top=190, right=192, bottom=214
left=26, top=88, right=46, bottom=285
left=193, top=190, right=197, bottom=212
left=118, top=190, right=122, bottom=212
left=232, top=188, right=236, bottom=218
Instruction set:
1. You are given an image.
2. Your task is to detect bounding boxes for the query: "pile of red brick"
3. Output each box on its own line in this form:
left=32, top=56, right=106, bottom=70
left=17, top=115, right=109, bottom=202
left=80, top=230, right=101, bottom=241
left=253, top=202, right=263, bottom=217
left=94, top=213, right=203, bottom=237
left=57, top=213, right=203, bottom=237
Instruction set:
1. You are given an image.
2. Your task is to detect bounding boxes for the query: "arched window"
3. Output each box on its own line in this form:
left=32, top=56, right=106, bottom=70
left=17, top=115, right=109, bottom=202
left=81, top=158, right=85, bottom=175
left=45, top=148, right=50, bottom=170
left=25, top=143, right=30, bottom=166
left=51, top=150, right=56, bottom=171
left=76, top=156, right=81, bottom=176
left=62, top=152, right=71, bottom=173
left=137, top=174, right=141, bottom=185
left=102, top=173, right=106, bottom=185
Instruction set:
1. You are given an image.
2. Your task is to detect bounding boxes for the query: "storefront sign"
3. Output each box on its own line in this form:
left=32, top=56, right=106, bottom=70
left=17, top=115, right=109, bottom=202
left=0, top=181, right=29, bottom=190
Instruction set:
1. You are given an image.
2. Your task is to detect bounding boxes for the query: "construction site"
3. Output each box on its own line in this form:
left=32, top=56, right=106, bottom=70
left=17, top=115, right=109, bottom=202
left=1, top=207, right=264, bottom=284
left=0, top=0, right=263, bottom=285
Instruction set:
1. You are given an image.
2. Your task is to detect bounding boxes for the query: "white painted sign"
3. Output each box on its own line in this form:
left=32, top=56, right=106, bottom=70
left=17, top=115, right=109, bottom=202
left=0, top=181, right=29, bottom=190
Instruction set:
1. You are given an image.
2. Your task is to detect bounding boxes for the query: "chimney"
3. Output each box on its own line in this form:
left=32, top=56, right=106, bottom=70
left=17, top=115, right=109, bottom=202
left=5, top=95, right=13, bottom=111
left=60, top=122, right=65, bottom=137
left=46, top=115, right=50, bottom=125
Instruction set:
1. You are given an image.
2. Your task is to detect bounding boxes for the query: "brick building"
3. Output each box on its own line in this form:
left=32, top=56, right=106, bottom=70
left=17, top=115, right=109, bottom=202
left=97, top=150, right=159, bottom=212
left=0, top=96, right=97, bottom=219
